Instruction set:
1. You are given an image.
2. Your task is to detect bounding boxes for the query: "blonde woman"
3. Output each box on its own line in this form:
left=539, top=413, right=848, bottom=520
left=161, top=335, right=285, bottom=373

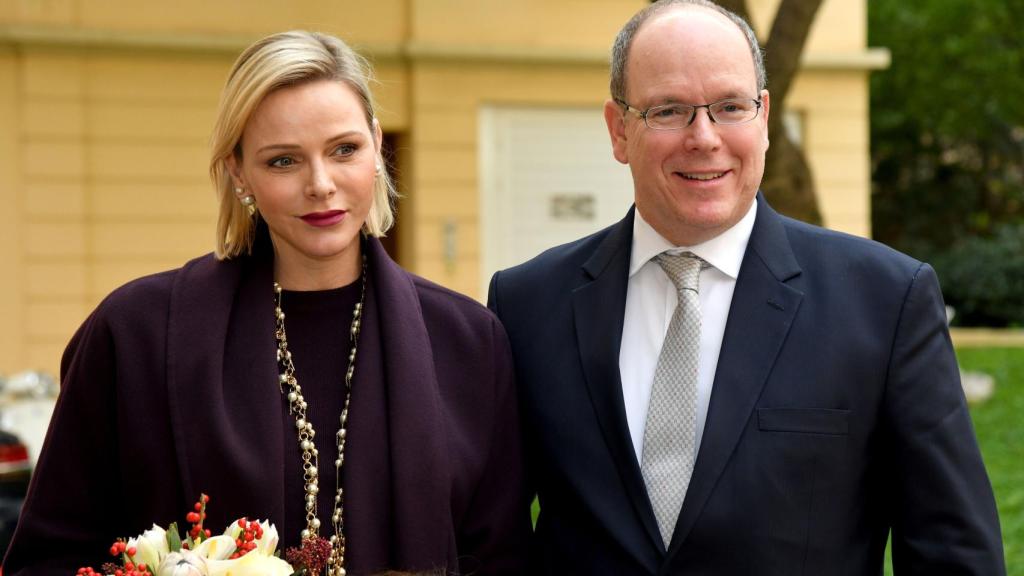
left=4, top=31, right=529, bottom=575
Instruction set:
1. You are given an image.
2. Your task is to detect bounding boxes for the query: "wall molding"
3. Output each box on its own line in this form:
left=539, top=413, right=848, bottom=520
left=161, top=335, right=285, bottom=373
left=0, top=24, right=889, bottom=70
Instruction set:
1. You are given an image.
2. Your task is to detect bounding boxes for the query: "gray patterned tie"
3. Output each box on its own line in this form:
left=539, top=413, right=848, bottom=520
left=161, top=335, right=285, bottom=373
left=642, top=251, right=703, bottom=548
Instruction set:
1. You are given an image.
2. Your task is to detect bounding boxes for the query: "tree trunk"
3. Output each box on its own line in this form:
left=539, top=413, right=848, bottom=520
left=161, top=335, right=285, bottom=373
left=667, top=0, right=824, bottom=224
left=761, top=0, right=824, bottom=224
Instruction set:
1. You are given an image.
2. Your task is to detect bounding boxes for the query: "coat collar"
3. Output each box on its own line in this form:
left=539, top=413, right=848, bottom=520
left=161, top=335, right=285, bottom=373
left=573, top=206, right=665, bottom=572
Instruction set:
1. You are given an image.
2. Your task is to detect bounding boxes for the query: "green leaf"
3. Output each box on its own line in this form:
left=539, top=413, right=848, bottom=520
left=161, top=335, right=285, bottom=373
left=166, top=521, right=182, bottom=552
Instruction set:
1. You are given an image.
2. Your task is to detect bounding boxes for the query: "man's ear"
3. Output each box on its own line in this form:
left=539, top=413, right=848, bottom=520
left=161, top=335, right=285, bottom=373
left=603, top=99, right=630, bottom=165
left=760, top=89, right=771, bottom=149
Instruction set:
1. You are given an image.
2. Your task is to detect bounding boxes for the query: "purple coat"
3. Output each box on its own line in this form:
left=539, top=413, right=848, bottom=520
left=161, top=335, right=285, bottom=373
left=4, top=233, right=530, bottom=575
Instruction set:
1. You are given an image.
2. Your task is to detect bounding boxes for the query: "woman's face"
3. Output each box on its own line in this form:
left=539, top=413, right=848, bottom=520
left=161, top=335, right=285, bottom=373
left=228, top=79, right=380, bottom=286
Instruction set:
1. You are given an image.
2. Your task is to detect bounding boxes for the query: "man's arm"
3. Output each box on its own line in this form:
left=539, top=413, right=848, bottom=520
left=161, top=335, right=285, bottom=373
left=885, top=263, right=1005, bottom=574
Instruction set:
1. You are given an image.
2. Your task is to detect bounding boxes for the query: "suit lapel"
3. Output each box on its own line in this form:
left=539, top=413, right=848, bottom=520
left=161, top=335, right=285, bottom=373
left=668, top=197, right=804, bottom=553
left=571, top=208, right=665, bottom=567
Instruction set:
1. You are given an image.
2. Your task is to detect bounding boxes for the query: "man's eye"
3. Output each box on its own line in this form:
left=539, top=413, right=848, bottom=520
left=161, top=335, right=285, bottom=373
left=713, top=100, right=753, bottom=115
left=651, top=106, right=685, bottom=118
left=269, top=156, right=295, bottom=168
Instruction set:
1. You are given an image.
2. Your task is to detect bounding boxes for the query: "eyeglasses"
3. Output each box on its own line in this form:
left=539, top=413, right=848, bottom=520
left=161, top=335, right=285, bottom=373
left=614, top=97, right=762, bottom=130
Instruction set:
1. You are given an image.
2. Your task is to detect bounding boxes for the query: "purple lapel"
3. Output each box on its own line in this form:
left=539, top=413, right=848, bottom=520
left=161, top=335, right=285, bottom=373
left=165, top=247, right=287, bottom=527
left=361, top=237, right=454, bottom=569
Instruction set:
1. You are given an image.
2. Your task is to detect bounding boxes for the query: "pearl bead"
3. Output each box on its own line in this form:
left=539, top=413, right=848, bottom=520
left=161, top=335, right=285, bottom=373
left=312, top=518, right=321, bottom=529
left=295, top=419, right=306, bottom=429
left=288, top=392, right=297, bottom=402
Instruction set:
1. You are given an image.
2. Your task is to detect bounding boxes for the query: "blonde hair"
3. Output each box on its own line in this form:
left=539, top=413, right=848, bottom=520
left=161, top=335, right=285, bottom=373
left=210, top=30, right=397, bottom=259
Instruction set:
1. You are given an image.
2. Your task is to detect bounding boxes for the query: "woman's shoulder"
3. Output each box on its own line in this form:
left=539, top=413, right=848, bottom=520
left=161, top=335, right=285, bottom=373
left=93, top=253, right=225, bottom=325
left=409, top=274, right=499, bottom=328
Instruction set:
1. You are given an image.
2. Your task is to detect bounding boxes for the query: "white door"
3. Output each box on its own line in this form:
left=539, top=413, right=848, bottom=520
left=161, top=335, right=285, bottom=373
left=480, top=106, right=634, bottom=294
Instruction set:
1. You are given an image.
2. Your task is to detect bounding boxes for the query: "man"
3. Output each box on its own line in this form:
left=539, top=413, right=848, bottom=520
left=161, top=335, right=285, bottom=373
left=487, top=1, right=1005, bottom=574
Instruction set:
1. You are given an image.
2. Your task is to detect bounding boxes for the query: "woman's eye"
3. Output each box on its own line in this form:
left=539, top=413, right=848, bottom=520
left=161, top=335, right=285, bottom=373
left=269, top=156, right=295, bottom=168
left=333, top=143, right=358, bottom=156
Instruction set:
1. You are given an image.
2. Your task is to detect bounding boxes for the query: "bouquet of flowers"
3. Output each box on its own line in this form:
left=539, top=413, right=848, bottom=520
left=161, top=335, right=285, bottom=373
left=75, top=494, right=330, bottom=576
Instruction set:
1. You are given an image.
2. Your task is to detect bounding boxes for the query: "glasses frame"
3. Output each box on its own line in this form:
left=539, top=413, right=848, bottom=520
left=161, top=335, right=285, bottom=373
left=614, top=97, right=763, bottom=130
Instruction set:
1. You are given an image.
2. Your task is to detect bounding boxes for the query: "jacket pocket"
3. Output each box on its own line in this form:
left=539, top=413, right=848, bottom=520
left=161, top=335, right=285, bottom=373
left=756, top=407, right=850, bottom=435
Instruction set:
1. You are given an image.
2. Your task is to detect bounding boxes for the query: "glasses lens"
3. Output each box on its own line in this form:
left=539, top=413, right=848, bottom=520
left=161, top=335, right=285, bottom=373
left=645, top=104, right=695, bottom=130
left=709, top=99, right=759, bottom=124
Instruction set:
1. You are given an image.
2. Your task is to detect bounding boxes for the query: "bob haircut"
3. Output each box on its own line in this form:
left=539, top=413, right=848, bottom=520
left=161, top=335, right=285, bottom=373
left=210, top=30, right=396, bottom=259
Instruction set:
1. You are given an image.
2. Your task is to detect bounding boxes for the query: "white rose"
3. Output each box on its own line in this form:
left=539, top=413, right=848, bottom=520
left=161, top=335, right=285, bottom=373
left=206, top=551, right=293, bottom=576
left=127, top=524, right=170, bottom=570
left=219, top=518, right=281, bottom=556
left=254, top=521, right=280, bottom=555
left=157, top=550, right=208, bottom=576
left=190, top=535, right=237, bottom=560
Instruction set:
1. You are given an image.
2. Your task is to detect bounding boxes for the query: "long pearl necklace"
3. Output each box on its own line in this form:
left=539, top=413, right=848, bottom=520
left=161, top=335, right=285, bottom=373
left=274, top=252, right=366, bottom=576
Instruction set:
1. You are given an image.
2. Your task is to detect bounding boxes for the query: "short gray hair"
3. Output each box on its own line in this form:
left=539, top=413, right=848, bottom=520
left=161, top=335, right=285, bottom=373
left=609, top=0, right=766, bottom=101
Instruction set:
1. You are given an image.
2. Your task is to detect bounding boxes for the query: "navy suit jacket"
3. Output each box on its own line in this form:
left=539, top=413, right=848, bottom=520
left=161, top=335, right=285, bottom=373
left=488, top=197, right=1004, bottom=575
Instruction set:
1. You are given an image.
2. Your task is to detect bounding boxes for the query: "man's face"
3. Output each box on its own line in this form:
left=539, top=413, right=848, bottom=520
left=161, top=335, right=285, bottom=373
left=604, top=6, right=770, bottom=246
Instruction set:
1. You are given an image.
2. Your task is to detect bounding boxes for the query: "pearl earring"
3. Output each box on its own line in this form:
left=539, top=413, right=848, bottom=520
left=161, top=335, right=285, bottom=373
left=375, top=163, right=382, bottom=176
left=239, top=194, right=256, bottom=217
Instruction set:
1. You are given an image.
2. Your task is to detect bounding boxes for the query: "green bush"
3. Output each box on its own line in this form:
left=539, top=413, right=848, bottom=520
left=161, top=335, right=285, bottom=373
left=933, top=223, right=1024, bottom=327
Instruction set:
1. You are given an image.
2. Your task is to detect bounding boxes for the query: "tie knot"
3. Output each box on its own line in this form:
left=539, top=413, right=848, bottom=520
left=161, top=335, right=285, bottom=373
left=654, top=252, right=703, bottom=294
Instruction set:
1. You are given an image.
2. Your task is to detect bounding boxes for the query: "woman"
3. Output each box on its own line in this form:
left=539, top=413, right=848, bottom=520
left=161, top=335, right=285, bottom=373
left=3, top=31, right=529, bottom=575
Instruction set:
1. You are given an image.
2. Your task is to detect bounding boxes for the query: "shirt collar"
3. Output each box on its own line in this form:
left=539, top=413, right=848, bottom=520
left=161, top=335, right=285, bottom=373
left=629, top=198, right=758, bottom=279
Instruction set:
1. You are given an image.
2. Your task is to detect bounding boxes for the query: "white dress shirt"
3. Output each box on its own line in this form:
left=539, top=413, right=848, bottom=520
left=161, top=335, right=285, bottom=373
left=619, top=199, right=758, bottom=463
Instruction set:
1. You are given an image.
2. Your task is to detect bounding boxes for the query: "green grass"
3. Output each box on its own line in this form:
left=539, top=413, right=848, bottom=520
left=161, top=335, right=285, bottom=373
left=886, top=347, right=1024, bottom=575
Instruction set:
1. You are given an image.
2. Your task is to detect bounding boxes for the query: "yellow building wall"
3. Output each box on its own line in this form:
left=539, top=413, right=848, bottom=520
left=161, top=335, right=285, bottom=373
left=0, top=46, right=24, bottom=374
left=1, top=0, right=880, bottom=376
left=405, top=61, right=615, bottom=296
